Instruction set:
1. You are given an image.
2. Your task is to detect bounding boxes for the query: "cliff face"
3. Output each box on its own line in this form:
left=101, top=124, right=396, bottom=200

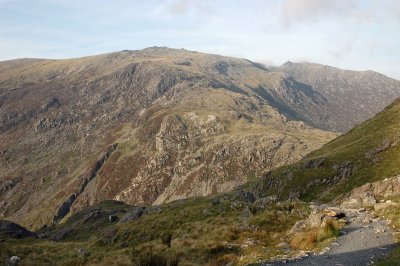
left=1, top=47, right=397, bottom=229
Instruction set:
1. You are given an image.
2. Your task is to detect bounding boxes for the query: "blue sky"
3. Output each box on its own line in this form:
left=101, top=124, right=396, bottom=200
left=0, top=0, right=399, bottom=79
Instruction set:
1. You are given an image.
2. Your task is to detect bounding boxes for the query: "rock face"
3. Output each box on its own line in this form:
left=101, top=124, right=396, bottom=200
left=0, top=47, right=398, bottom=229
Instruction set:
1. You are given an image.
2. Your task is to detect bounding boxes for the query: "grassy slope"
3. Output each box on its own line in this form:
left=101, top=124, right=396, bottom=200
left=1, top=199, right=310, bottom=265
left=247, top=98, right=400, bottom=202
left=373, top=195, right=400, bottom=265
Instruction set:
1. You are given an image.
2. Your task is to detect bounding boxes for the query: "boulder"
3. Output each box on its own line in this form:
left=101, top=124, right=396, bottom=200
left=108, top=215, right=118, bottom=222
left=290, top=220, right=307, bottom=234
left=301, top=158, right=325, bottom=169
left=232, top=189, right=255, bottom=203
left=306, top=210, right=325, bottom=227
left=202, top=209, right=212, bottom=216
left=144, top=205, right=162, bottom=214
left=252, top=195, right=277, bottom=211
left=103, top=227, right=117, bottom=245
left=242, top=206, right=252, bottom=219
left=6, top=256, right=20, bottom=266
left=119, top=208, right=144, bottom=223
left=51, top=227, right=72, bottom=241
left=77, top=248, right=90, bottom=258
left=323, top=209, right=345, bottom=218
left=82, top=210, right=104, bottom=224
left=340, top=198, right=362, bottom=209
left=211, top=197, right=221, bottom=206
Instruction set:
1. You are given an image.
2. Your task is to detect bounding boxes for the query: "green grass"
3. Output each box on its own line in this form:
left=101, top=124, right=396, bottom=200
left=373, top=195, right=400, bottom=266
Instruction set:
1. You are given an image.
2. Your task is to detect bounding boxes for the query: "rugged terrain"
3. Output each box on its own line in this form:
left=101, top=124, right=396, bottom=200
left=279, top=62, right=400, bottom=132
left=0, top=91, right=400, bottom=266
left=1, top=47, right=400, bottom=231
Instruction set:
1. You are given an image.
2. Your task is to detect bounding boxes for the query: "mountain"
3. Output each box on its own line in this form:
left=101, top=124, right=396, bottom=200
left=0, top=47, right=399, bottom=230
left=279, top=62, right=400, bottom=132
left=0, top=48, right=335, bottom=229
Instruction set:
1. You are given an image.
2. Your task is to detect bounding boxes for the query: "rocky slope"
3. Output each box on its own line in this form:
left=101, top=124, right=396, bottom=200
left=1, top=47, right=399, bottom=230
left=0, top=47, right=336, bottom=229
left=279, top=62, right=400, bottom=132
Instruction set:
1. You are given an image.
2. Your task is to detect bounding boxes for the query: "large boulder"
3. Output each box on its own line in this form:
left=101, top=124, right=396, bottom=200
left=251, top=195, right=277, bottom=211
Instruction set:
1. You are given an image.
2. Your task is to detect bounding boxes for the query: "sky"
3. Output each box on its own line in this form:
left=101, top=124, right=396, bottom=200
left=0, top=0, right=399, bottom=79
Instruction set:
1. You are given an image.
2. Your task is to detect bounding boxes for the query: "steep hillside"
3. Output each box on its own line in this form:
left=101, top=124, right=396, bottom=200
left=248, top=97, right=400, bottom=202
left=0, top=48, right=336, bottom=229
left=279, top=62, right=400, bottom=132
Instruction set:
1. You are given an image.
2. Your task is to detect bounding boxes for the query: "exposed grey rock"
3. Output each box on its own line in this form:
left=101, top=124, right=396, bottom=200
left=211, top=197, right=221, bottom=206
left=202, top=209, right=212, bottom=216
left=119, top=208, right=144, bottom=223
left=51, top=227, right=72, bottom=241
left=144, top=205, right=162, bottom=214
left=82, top=210, right=104, bottom=224
left=108, top=215, right=118, bottom=222
left=77, top=248, right=90, bottom=258
left=232, top=189, right=255, bottom=203
left=242, top=206, right=252, bottom=219
left=290, top=220, right=307, bottom=234
left=103, top=227, right=117, bottom=245
left=6, top=256, right=20, bottom=266
left=333, top=161, right=353, bottom=180
left=252, top=195, right=277, bottom=211
left=301, top=158, right=325, bottom=169
left=339, top=175, right=400, bottom=208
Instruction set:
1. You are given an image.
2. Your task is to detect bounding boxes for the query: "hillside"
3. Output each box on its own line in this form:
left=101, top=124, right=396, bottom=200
left=248, top=97, right=400, bottom=202
left=0, top=48, right=336, bottom=230
left=1, top=47, right=399, bottom=230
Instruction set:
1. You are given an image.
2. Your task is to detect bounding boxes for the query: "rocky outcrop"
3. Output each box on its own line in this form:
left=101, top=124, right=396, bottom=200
left=339, top=175, right=400, bottom=209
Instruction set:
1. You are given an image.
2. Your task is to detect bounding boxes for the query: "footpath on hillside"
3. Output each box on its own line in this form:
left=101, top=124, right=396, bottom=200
left=270, top=208, right=397, bottom=266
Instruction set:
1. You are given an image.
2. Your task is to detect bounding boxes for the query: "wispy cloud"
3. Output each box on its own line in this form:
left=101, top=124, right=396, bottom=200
left=279, top=0, right=372, bottom=26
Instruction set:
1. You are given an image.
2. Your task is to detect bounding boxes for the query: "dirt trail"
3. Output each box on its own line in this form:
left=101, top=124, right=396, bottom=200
left=271, top=209, right=397, bottom=266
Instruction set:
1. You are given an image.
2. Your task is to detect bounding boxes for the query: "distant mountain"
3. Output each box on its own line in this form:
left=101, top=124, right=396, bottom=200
left=278, top=61, right=400, bottom=132
left=0, top=47, right=398, bottom=229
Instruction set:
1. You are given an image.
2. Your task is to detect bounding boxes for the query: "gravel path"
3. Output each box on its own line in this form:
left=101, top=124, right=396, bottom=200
left=271, top=209, right=397, bottom=266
